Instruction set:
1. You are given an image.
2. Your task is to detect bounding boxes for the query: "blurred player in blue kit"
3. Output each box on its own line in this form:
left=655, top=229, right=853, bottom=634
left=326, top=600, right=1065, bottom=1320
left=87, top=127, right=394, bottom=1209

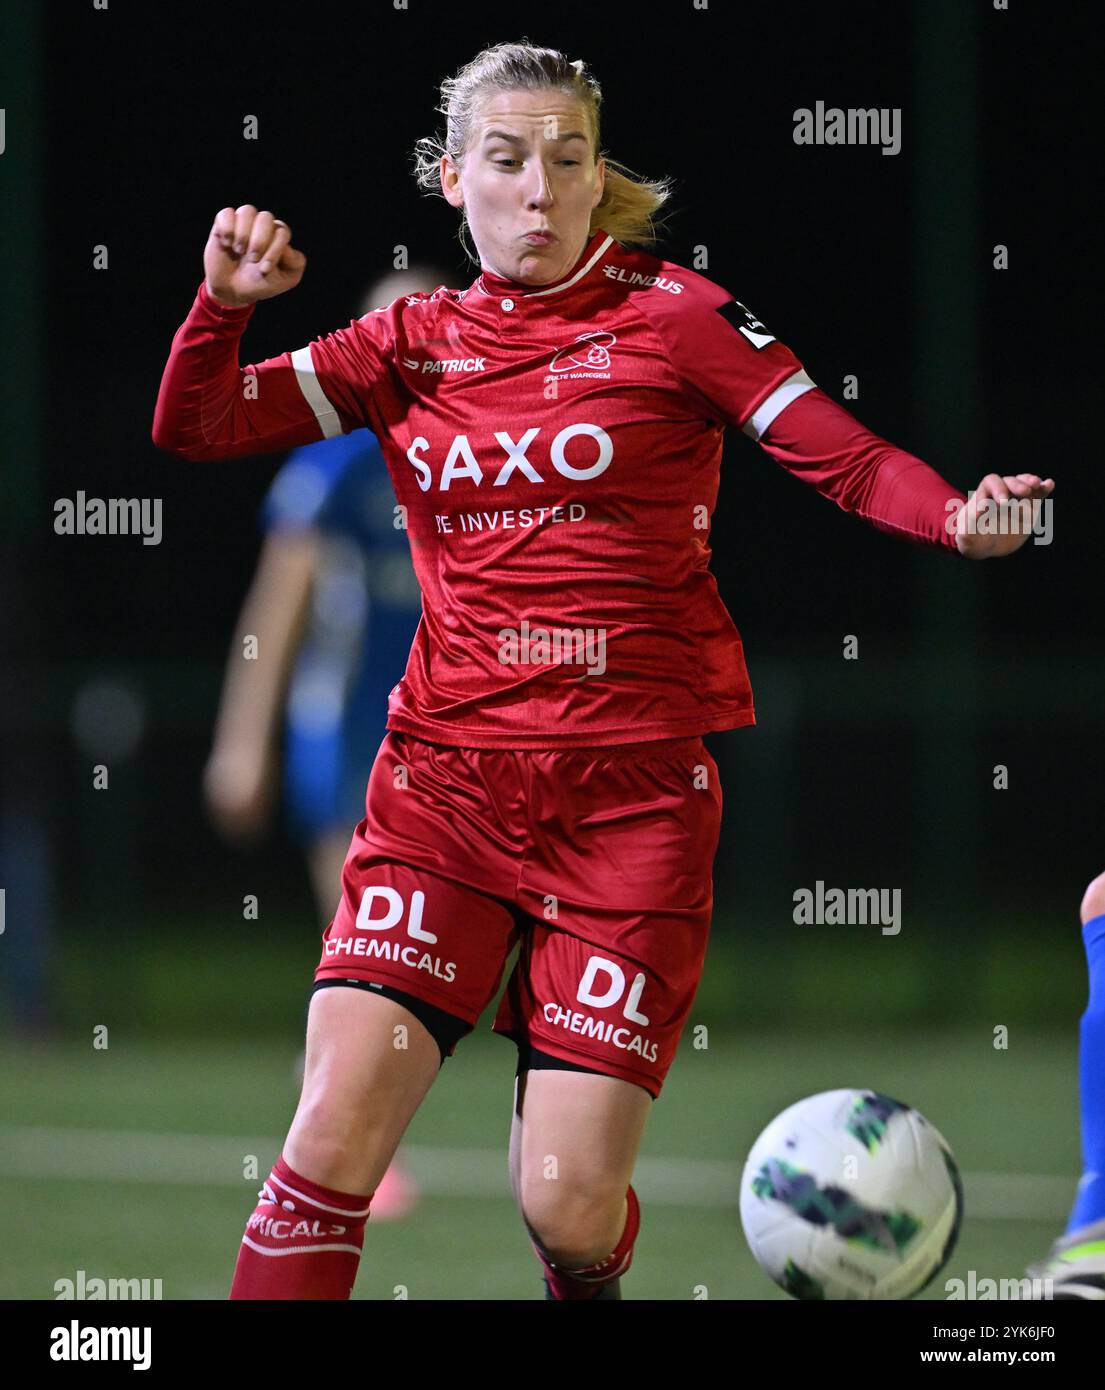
left=1027, top=871, right=1105, bottom=1298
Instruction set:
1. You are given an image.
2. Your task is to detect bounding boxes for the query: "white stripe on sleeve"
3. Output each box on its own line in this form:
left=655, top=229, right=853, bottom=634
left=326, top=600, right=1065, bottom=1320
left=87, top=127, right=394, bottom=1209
left=741, top=369, right=817, bottom=441
left=290, top=345, right=343, bottom=439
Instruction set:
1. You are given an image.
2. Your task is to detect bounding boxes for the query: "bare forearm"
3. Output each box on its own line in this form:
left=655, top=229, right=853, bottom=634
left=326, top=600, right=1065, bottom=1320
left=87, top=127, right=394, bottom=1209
left=211, top=533, right=317, bottom=753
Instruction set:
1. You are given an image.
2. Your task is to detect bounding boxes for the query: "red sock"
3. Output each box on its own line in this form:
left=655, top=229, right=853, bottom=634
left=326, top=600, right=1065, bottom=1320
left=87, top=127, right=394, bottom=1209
left=535, top=1185, right=641, bottom=1300
left=230, top=1154, right=374, bottom=1300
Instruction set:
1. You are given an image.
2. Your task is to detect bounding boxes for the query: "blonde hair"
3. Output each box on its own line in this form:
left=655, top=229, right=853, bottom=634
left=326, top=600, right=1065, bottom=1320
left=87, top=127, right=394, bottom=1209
left=412, top=39, right=677, bottom=266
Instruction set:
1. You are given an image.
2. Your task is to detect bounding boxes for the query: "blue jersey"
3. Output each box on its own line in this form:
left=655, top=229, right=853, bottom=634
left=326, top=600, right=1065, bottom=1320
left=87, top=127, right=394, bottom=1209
left=260, top=431, right=422, bottom=836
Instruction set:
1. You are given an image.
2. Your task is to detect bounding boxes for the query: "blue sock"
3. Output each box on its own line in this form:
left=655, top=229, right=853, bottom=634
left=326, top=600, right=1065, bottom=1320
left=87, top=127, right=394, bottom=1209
left=1067, top=913, right=1105, bottom=1233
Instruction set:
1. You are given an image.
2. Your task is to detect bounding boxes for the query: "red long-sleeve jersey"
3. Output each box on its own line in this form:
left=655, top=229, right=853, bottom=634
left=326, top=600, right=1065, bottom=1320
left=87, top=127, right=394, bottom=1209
left=153, top=229, right=966, bottom=748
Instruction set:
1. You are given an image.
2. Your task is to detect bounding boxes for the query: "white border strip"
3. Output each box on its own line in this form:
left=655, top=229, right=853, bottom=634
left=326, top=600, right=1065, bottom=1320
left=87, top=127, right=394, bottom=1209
left=268, top=1170, right=373, bottom=1219
left=290, top=345, right=343, bottom=439
left=741, top=369, right=817, bottom=441
left=478, top=235, right=614, bottom=300
left=240, top=1236, right=363, bottom=1257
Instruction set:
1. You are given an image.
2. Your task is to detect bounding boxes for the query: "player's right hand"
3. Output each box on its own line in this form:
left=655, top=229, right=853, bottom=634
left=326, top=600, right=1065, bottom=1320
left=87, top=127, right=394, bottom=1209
left=204, top=205, right=306, bottom=307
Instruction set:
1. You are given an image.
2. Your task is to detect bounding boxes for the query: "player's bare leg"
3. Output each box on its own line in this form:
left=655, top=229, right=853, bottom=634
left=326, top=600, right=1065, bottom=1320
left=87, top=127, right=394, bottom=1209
left=509, top=1067, right=651, bottom=1299
left=230, top=986, right=440, bottom=1297
left=286, top=986, right=440, bottom=1192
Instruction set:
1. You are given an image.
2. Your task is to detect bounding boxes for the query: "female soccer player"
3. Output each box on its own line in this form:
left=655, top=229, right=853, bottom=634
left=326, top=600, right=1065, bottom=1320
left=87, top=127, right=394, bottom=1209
left=152, top=40, right=1054, bottom=1300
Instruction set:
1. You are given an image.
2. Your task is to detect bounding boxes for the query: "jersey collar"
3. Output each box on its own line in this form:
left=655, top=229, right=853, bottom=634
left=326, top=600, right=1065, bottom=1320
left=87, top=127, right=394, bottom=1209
left=474, top=230, right=615, bottom=302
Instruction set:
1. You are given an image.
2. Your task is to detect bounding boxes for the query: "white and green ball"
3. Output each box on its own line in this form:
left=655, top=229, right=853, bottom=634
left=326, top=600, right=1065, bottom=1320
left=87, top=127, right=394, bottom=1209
left=740, top=1088, right=963, bottom=1300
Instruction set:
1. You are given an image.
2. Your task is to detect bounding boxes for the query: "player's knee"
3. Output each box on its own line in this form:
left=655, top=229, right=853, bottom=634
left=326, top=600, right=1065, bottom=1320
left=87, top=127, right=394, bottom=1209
left=1080, top=871, right=1105, bottom=926
left=520, top=1182, right=627, bottom=1269
left=285, top=1096, right=389, bottom=1192
left=281, top=1132, right=366, bottom=1194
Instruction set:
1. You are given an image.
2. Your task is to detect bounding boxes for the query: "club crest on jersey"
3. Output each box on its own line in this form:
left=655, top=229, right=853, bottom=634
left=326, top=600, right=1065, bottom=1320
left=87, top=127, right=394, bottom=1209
left=547, top=330, right=616, bottom=377
left=716, top=300, right=776, bottom=350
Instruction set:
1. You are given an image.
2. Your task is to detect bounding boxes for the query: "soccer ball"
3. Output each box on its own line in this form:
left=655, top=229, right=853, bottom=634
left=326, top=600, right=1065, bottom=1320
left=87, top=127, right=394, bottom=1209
left=740, top=1088, right=964, bottom=1300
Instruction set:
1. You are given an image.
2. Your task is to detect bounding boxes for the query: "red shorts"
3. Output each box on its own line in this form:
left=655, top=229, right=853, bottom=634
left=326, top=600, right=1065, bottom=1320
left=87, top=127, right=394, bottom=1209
left=314, top=730, right=723, bottom=1098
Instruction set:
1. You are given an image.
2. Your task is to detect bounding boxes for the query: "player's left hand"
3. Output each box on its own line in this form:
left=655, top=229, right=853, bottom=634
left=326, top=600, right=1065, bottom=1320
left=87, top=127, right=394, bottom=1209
left=953, top=473, right=1055, bottom=558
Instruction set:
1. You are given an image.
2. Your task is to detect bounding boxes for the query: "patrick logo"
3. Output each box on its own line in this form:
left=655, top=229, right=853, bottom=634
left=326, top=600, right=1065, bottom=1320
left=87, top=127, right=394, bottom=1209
left=549, top=330, right=616, bottom=374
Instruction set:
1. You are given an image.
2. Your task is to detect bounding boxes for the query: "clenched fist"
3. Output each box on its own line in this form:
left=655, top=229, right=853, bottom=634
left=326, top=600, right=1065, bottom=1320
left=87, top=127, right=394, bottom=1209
left=204, top=204, right=306, bottom=307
